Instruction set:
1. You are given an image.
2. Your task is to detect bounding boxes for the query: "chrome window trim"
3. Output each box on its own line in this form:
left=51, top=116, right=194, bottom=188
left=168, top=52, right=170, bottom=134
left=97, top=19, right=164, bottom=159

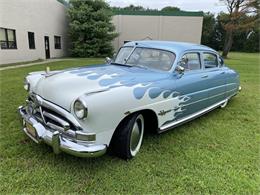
left=116, top=46, right=177, bottom=72
left=202, top=52, right=219, bottom=69
left=179, top=51, right=202, bottom=72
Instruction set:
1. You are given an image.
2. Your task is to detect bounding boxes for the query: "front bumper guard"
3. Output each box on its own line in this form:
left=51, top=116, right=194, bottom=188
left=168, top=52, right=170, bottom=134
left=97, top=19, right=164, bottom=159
left=18, top=106, right=107, bottom=158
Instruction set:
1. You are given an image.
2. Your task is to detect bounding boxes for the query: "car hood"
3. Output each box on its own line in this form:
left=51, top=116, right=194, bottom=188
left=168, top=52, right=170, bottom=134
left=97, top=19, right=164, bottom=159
left=33, top=64, right=171, bottom=111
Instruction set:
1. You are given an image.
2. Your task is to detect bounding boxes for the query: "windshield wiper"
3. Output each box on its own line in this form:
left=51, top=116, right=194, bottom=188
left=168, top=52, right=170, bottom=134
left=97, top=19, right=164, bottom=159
left=110, top=62, right=132, bottom=67
left=131, top=64, right=148, bottom=70
left=124, top=45, right=137, bottom=64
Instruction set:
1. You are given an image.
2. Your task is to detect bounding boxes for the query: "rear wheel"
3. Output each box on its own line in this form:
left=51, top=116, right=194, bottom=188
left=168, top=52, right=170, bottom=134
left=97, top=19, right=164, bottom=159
left=220, top=99, right=228, bottom=108
left=111, top=113, right=144, bottom=160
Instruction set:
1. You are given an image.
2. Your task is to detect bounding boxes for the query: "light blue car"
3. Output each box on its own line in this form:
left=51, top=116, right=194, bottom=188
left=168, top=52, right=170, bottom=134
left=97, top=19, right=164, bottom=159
left=19, top=41, right=241, bottom=159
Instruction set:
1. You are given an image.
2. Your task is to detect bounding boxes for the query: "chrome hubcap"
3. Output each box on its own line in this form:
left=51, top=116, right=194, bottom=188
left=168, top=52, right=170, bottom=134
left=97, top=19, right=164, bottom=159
left=130, top=115, right=144, bottom=156
left=220, top=99, right=228, bottom=108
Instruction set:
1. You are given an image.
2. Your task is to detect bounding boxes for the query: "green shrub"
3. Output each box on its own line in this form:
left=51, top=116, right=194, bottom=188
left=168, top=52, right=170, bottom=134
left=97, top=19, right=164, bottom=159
left=68, top=0, right=118, bottom=57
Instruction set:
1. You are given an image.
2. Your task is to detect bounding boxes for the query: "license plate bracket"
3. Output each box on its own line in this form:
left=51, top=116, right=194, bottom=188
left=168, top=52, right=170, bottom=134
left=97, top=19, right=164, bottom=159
left=25, top=121, right=37, bottom=138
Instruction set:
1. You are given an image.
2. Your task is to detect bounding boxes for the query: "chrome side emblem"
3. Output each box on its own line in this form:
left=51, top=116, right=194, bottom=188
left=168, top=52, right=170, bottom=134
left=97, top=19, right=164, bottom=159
left=158, top=109, right=172, bottom=116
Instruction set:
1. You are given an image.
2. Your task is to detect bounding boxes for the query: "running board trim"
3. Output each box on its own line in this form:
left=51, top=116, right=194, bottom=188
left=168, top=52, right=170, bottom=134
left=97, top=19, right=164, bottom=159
left=158, top=99, right=227, bottom=133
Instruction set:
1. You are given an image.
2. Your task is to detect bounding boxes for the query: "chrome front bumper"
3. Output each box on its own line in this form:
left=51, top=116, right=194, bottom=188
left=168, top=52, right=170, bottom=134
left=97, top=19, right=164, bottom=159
left=18, top=106, right=107, bottom=157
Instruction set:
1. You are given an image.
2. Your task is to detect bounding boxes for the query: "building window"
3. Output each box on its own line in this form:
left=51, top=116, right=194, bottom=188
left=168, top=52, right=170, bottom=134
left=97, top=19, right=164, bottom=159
left=0, top=27, right=17, bottom=49
left=28, top=32, right=35, bottom=49
left=54, top=36, right=61, bottom=49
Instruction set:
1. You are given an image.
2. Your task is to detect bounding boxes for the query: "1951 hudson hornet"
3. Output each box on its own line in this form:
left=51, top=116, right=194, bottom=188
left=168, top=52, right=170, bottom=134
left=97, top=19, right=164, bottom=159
left=18, top=41, right=241, bottom=159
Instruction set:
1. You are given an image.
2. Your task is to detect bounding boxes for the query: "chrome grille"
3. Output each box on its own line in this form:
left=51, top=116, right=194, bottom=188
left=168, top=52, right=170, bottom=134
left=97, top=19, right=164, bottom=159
left=27, top=97, right=76, bottom=131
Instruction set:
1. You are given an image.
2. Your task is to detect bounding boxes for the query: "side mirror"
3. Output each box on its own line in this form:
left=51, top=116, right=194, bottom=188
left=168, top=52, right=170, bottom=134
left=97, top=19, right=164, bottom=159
left=105, top=57, right=112, bottom=64
left=175, top=65, right=185, bottom=74
left=179, top=57, right=188, bottom=67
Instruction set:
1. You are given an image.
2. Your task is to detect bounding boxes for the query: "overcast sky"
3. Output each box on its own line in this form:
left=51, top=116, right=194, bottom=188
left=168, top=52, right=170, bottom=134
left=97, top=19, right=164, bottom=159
left=106, top=0, right=228, bottom=14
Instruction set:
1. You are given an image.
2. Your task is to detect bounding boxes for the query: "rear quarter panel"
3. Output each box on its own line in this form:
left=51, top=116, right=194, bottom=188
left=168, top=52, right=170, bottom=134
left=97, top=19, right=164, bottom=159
left=225, top=67, right=240, bottom=97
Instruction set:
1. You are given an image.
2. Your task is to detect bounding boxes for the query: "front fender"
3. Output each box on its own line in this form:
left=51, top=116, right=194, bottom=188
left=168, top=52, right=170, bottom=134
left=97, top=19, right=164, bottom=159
left=26, top=72, right=46, bottom=93
left=73, top=82, right=187, bottom=146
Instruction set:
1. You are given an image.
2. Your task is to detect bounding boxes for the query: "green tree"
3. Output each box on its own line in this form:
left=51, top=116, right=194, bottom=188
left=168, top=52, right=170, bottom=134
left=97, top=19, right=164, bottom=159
left=213, top=11, right=259, bottom=52
left=220, top=0, right=258, bottom=58
left=68, top=0, right=117, bottom=57
left=122, top=4, right=146, bottom=11
left=112, top=4, right=146, bottom=11
left=161, top=6, right=181, bottom=12
left=201, top=12, right=216, bottom=48
left=243, top=29, right=259, bottom=52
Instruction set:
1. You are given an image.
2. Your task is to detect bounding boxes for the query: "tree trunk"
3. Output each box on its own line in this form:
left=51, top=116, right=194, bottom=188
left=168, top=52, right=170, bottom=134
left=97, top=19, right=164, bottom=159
left=222, top=29, right=233, bottom=58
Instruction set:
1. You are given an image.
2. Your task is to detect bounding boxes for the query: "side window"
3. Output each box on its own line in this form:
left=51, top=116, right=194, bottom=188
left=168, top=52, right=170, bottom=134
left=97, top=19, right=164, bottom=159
left=180, top=53, right=201, bottom=71
left=203, top=53, right=218, bottom=68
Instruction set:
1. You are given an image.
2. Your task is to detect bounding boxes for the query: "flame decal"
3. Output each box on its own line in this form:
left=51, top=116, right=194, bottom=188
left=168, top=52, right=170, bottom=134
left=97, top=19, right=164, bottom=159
left=69, top=65, right=188, bottom=100
left=69, top=65, right=191, bottom=124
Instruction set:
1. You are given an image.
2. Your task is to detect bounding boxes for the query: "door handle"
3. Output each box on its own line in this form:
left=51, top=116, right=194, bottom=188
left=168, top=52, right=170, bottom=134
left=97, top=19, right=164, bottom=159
left=201, top=75, right=208, bottom=78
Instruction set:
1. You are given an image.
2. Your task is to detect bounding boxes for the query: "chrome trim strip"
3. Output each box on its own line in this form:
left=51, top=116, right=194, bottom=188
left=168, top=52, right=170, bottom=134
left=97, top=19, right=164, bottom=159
left=183, top=83, right=237, bottom=98
left=183, top=88, right=237, bottom=107
left=23, top=127, right=41, bottom=143
left=39, top=106, right=47, bottom=124
left=46, top=122, right=66, bottom=132
left=43, top=111, right=70, bottom=130
left=159, top=98, right=227, bottom=132
left=46, top=122, right=76, bottom=138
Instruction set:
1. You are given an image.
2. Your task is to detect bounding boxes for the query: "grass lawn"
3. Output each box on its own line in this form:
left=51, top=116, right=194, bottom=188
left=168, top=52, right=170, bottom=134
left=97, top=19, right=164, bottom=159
left=0, top=53, right=259, bottom=194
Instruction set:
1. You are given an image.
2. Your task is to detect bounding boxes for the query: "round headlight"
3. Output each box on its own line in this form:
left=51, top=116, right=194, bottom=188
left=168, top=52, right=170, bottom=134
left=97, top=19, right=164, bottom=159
left=74, top=100, right=88, bottom=119
left=24, top=78, right=30, bottom=91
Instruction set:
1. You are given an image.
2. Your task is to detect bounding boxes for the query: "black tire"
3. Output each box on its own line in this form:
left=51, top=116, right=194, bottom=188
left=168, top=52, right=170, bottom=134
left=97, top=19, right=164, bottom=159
left=110, top=113, right=144, bottom=160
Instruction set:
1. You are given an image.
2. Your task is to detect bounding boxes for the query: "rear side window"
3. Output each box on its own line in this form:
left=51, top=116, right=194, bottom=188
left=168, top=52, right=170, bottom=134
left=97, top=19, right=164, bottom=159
left=180, top=53, right=201, bottom=71
left=203, top=53, right=218, bottom=68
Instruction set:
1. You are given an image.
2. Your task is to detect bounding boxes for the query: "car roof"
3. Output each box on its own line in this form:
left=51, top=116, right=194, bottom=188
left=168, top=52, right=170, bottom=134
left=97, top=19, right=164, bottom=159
left=123, top=40, right=217, bottom=54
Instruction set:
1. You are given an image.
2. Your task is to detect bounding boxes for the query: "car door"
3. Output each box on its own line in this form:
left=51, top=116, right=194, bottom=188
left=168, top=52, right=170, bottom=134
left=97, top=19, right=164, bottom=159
left=173, top=52, right=209, bottom=121
left=202, top=52, right=227, bottom=106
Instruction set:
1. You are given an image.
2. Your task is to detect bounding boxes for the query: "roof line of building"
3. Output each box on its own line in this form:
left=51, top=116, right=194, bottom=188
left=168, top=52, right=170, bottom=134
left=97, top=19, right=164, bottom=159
left=113, top=10, right=203, bottom=17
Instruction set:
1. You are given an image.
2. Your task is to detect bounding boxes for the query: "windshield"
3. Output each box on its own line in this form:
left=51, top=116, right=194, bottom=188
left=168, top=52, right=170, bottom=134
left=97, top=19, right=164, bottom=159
left=114, top=46, right=133, bottom=64
left=114, top=47, right=175, bottom=71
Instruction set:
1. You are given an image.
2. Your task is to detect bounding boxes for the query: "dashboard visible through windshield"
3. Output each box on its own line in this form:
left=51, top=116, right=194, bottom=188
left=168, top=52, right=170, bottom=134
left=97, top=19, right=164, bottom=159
left=114, top=47, right=176, bottom=71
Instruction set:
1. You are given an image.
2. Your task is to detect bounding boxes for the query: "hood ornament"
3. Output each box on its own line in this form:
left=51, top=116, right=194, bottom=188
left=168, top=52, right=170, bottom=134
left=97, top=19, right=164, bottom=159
left=46, top=66, right=50, bottom=73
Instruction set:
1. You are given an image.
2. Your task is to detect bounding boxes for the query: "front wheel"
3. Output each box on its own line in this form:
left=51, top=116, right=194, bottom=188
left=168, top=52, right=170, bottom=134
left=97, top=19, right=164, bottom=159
left=110, top=113, right=144, bottom=160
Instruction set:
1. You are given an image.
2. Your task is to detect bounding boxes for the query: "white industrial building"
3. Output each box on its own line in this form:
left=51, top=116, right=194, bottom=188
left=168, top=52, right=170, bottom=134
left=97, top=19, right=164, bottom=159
left=0, top=0, right=69, bottom=64
left=0, top=0, right=203, bottom=65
